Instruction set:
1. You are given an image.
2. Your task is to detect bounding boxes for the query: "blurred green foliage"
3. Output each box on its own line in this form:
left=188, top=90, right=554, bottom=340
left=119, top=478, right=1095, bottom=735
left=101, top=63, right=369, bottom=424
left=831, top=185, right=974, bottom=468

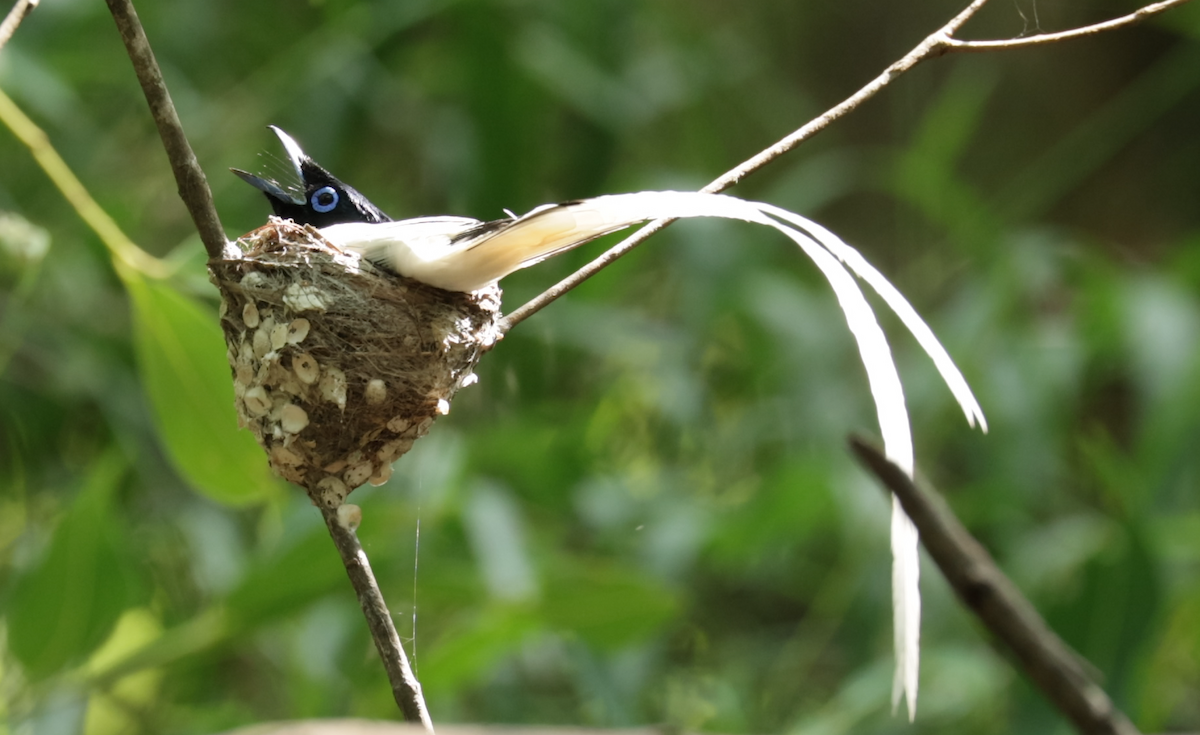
left=2, top=0, right=1200, bottom=733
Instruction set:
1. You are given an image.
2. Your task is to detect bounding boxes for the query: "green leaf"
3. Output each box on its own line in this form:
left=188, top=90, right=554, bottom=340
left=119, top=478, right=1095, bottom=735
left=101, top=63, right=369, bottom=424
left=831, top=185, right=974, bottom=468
left=8, top=452, right=145, bottom=679
left=123, top=271, right=277, bottom=506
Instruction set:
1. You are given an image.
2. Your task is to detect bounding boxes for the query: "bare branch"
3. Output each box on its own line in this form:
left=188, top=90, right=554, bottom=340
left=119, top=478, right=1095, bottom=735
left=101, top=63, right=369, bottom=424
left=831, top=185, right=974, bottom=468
left=501, top=0, right=1194, bottom=332
left=945, top=0, right=1193, bottom=52
left=499, top=0, right=993, bottom=332
left=0, top=0, right=37, bottom=54
left=319, top=504, right=435, bottom=732
left=700, top=0, right=990, bottom=194
left=103, top=0, right=227, bottom=260
left=848, top=436, right=1142, bottom=735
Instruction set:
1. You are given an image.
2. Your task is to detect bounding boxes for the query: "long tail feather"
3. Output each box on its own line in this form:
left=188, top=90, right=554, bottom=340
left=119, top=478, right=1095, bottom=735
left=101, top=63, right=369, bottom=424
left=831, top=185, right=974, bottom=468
left=758, top=205, right=987, bottom=433
left=892, top=498, right=921, bottom=719
left=483, top=190, right=930, bottom=715
left=326, top=189, right=987, bottom=717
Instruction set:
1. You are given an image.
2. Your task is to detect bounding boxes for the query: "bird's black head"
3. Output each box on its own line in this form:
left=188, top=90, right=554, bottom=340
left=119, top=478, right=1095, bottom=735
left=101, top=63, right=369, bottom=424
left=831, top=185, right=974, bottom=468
left=232, top=126, right=392, bottom=228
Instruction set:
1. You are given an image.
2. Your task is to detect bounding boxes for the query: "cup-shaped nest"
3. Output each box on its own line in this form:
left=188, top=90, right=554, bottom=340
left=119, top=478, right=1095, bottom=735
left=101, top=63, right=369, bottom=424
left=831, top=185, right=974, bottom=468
left=209, top=219, right=502, bottom=508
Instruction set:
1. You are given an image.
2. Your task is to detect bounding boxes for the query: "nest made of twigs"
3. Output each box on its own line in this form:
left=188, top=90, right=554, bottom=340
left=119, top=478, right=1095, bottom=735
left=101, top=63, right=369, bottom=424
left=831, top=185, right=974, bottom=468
left=209, top=218, right=502, bottom=508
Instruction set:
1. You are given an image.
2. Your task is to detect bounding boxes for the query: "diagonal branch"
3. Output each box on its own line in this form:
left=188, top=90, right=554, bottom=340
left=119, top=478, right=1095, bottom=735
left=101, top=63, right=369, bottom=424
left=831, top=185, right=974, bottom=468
left=945, top=0, right=1193, bottom=52
left=0, top=0, right=37, bottom=54
left=500, top=0, right=993, bottom=332
left=103, top=0, right=227, bottom=259
left=848, top=436, right=1142, bottom=735
left=501, top=0, right=1193, bottom=332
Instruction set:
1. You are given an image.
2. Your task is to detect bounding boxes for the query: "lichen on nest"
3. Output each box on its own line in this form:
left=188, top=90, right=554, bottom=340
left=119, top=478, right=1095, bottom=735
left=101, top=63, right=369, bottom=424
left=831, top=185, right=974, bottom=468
left=209, top=218, right=502, bottom=508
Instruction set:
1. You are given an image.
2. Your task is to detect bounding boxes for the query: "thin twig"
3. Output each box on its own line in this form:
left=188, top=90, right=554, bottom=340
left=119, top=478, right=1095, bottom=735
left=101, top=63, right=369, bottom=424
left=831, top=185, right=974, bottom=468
left=499, top=0, right=992, bottom=332
left=700, top=0, right=990, bottom=194
left=847, top=436, right=1142, bottom=735
left=103, top=0, right=227, bottom=260
left=320, top=504, right=435, bottom=732
left=501, top=0, right=1192, bottom=332
left=0, top=0, right=37, bottom=53
left=945, top=0, right=1193, bottom=52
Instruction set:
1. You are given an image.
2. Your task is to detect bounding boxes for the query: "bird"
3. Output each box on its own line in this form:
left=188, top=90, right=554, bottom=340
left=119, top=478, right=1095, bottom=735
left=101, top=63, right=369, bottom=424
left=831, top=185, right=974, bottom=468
left=233, top=126, right=698, bottom=292
left=234, top=126, right=990, bottom=719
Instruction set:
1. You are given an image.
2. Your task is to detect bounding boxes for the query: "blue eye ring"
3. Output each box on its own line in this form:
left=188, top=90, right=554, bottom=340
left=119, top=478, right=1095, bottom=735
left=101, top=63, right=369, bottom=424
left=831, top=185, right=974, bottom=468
left=311, top=186, right=339, bottom=213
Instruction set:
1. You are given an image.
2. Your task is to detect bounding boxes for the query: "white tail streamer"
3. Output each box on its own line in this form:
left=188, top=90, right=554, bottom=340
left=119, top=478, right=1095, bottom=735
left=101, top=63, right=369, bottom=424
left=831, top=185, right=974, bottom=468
left=323, top=189, right=987, bottom=718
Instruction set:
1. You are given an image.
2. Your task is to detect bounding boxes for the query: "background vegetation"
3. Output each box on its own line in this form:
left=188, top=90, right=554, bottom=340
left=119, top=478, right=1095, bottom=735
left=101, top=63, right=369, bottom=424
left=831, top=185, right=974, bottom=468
left=2, top=0, right=1200, bottom=733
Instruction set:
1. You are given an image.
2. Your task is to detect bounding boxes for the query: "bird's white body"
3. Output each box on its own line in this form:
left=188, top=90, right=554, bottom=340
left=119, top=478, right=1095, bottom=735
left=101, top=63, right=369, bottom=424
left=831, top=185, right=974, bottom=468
left=321, top=191, right=756, bottom=293
left=321, top=201, right=628, bottom=292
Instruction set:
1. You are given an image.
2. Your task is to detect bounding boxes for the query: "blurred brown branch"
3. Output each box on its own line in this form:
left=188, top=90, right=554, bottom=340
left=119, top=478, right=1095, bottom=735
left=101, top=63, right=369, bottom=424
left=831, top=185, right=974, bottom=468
left=848, top=436, right=1141, bottom=735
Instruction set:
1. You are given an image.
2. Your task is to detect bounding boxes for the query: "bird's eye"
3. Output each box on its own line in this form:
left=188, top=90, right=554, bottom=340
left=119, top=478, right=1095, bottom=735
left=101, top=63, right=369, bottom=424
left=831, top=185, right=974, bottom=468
left=311, top=186, right=339, bottom=213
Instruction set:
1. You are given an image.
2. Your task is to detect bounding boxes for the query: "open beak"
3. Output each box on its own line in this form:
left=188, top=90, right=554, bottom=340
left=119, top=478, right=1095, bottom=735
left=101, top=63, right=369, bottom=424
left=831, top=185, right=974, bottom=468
left=230, top=125, right=309, bottom=206
left=230, top=168, right=303, bottom=205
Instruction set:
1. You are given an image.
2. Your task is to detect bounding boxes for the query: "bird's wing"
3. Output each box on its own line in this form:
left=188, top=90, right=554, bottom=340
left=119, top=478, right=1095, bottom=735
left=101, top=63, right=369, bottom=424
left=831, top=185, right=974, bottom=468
left=323, top=193, right=719, bottom=292
left=321, top=202, right=627, bottom=292
left=321, top=215, right=485, bottom=283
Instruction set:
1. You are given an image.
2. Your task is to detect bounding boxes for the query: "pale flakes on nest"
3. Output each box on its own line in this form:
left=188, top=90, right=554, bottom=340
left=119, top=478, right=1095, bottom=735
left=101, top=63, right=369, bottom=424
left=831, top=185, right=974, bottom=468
left=270, top=323, right=289, bottom=351
left=279, top=403, right=310, bottom=434
left=210, top=218, right=503, bottom=508
left=286, top=318, right=310, bottom=344
left=242, top=386, right=272, bottom=417
left=364, top=379, right=387, bottom=405
left=284, top=282, right=329, bottom=312
left=369, top=463, right=393, bottom=487
left=242, top=301, right=259, bottom=328
left=317, top=476, right=349, bottom=508
left=336, top=503, right=363, bottom=531
left=252, top=326, right=271, bottom=358
left=319, top=367, right=347, bottom=409
left=292, top=352, right=320, bottom=384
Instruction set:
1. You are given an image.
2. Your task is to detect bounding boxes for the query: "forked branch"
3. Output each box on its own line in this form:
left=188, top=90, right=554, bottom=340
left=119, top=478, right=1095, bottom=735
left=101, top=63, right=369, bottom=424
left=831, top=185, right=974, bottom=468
left=944, top=0, right=1193, bottom=52
left=501, top=0, right=1194, bottom=331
